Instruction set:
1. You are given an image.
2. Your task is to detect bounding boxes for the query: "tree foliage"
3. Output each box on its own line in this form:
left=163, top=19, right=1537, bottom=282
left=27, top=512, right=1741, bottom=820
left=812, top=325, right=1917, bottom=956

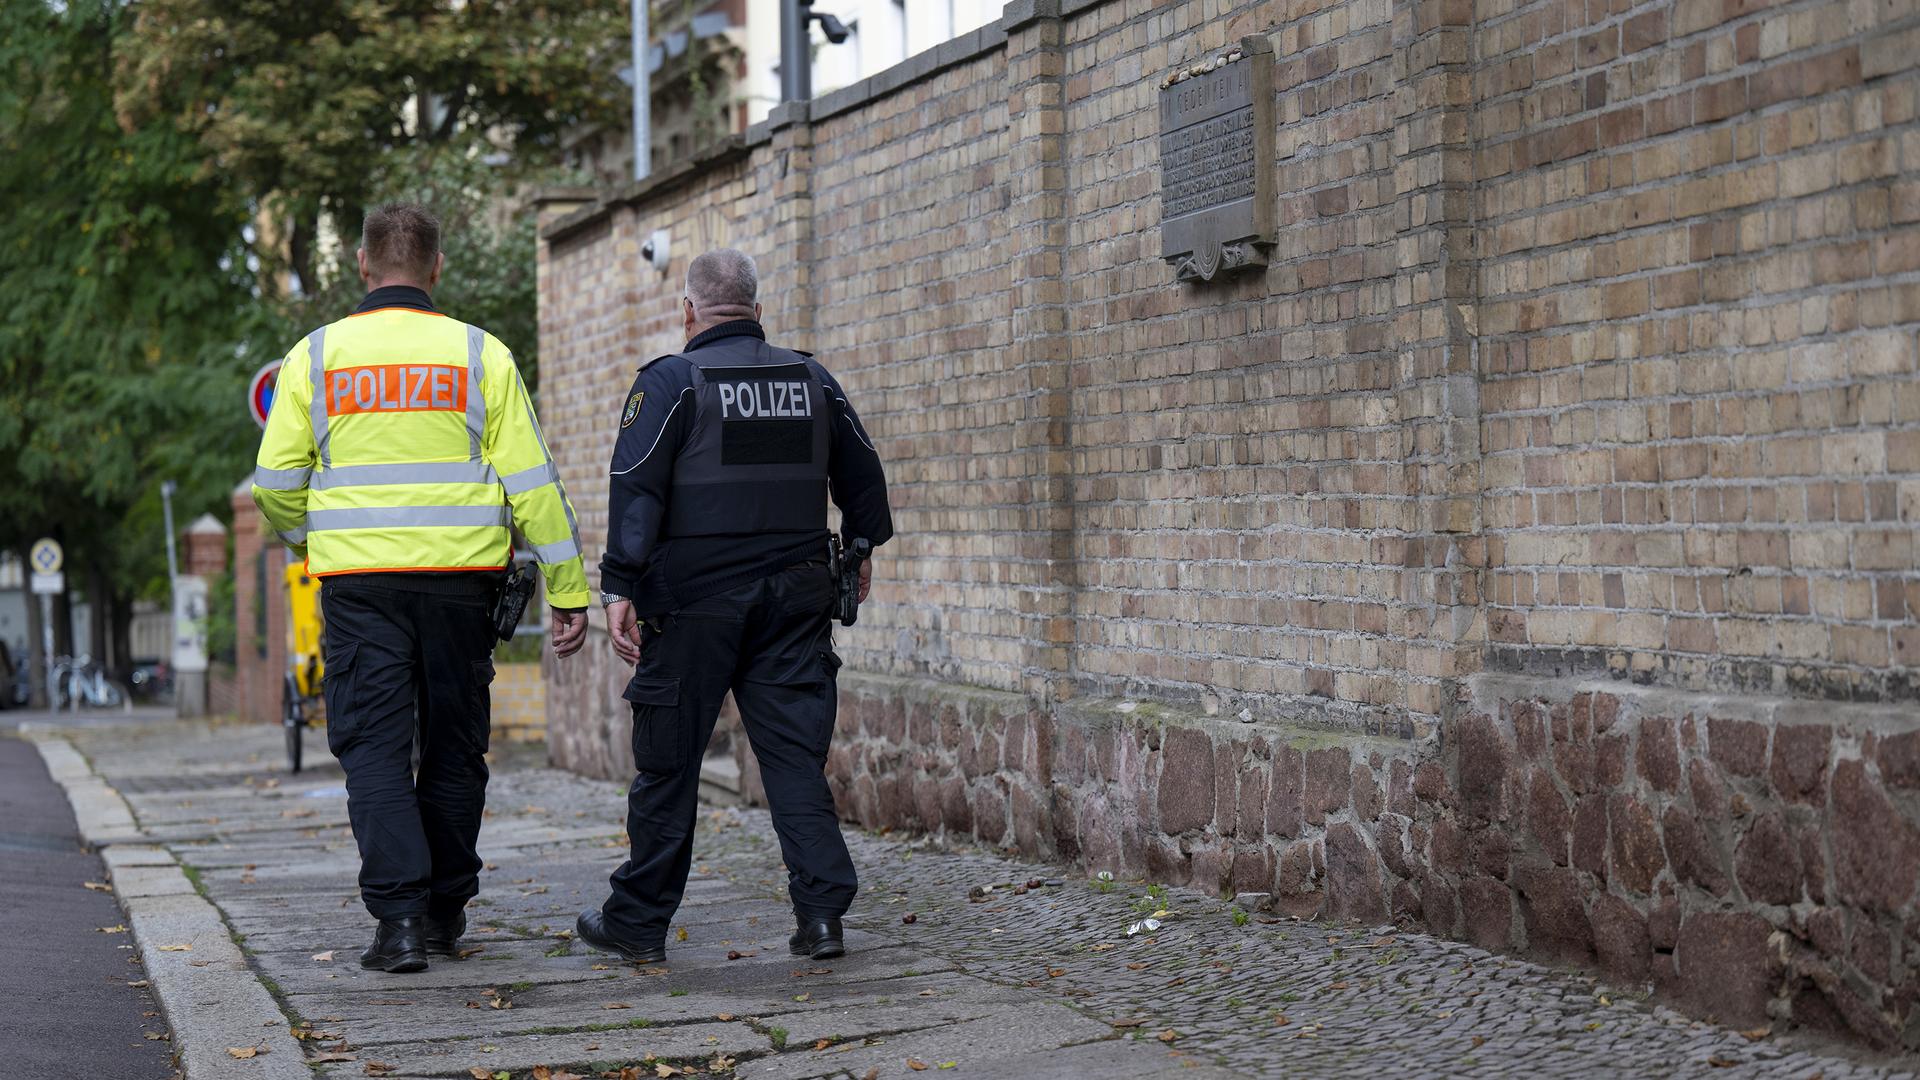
left=0, top=0, right=265, bottom=594
left=0, top=0, right=623, bottom=619
left=117, top=0, right=625, bottom=294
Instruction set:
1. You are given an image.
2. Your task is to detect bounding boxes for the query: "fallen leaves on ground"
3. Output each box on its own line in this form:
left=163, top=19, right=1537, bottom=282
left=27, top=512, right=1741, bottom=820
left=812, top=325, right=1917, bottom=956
left=363, top=1063, right=397, bottom=1077
left=1126, top=962, right=1147, bottom=971
left=726, top=950, right=755, bottom=960
left=1471, top=1035, right=1486, bottom=1049
left=143, top=1032, right=170, bottom=1041
left=902, top=912, right=917, bottom=924
left=813, top=1038, right=834, bottom=1050
left=1157, top=1029, right=1179, bottom=1043
left=1272, top=1013, right=1290, bottom=1026
left=489, top=997, right=512, bottom=1010
left=792, top=992, right=811, bottom=1002
left=126, top=979, right=149, bottom=988
left=790, top=967, right=832, bottom=978
left=1740, top=1027, right=1771, bottom=1041
left=1111, top=1018, right=1146, bottom=1028
left=531, top=1067, right=584, bottom=1080
left=906, top=1061, right=930, bottom=1071
left=603, top=1002, right=631, bottom=1010
left=83, top=881, right=111, bottom=892
left=226, top=1045, right=265, bottom=1059
left=1328, top=981, right=1349, bottom=990
left=917, top=989, right=940, bottom=997
left=1047, top=968, right=1066, bottom=978
left=311, top=950, right=336, bottom=962
left=309, top=1051, right=356, bottom=1063
left=1707, top=1056, right=1740, bottom=1068
left=590, top=963, right=611, bottom=970
left=676, top=927, right=689, bottom=942
left=158, top=943, right=192, bottom=952
left=97, top=924, right=127, bottom=934
left=714, top=1012, right=735, bottom=1021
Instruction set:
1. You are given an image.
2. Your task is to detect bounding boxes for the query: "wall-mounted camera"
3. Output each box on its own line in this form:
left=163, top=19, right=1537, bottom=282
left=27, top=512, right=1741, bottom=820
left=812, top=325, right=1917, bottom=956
left=814, top=12, right=850, bottom=44
left=640, top=229, right=670, bottom=273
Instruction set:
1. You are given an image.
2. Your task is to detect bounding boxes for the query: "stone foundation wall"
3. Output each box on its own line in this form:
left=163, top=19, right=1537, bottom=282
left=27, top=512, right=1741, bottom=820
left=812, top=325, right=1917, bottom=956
left=792, top=670, right=1919, bottom=1046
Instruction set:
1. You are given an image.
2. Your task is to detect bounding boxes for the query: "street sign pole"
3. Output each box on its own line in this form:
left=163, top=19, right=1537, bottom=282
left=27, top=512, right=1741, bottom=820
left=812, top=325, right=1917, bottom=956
left=29, top=537, right=64, bottom=711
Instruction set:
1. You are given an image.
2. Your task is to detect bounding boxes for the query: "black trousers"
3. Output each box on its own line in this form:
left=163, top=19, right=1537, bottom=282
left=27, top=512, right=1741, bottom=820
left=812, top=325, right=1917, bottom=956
left=602, top=561, right=855, bottom=941
left=321, top=579, right=496, bottom=921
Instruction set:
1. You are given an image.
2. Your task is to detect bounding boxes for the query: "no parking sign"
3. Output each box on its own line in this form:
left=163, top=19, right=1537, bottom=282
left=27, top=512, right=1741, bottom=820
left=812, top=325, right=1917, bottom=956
left=248, top=361, right=279, bottom=428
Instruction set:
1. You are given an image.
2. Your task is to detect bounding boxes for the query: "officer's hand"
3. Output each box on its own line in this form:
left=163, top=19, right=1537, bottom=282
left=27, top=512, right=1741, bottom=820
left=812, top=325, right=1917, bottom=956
left=857, top=559, right=872, bottom=603
left=607, top=599, right=644, bottom=665
left=551, top=608, right=588, bottom=659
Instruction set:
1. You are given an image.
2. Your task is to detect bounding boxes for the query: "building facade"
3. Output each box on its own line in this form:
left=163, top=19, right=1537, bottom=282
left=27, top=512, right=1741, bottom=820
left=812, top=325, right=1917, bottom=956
left=536, top=0, right=1920, bottom=1048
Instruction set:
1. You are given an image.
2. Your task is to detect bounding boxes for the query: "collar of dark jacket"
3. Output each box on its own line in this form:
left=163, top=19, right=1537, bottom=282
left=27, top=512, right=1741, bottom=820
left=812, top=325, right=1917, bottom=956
left=354, top=285, right=438, bottom=315
left=686, top=319, right=765, bottom=351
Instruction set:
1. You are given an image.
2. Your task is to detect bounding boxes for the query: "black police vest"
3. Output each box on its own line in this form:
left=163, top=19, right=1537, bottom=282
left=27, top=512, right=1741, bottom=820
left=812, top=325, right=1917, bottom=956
left=663, top=337, right=831, bottom=538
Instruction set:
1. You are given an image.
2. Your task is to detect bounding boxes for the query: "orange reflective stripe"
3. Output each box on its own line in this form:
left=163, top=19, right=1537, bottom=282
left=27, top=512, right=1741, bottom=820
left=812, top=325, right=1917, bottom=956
left=325, top=364, right=467, bottom=415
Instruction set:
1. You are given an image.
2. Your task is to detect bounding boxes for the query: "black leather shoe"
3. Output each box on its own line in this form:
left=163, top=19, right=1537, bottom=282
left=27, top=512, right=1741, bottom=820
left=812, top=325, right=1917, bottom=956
left=789, top=916, right=845, bottom=960
left=424, top=910, right=467, bottom=956
left=575, top=909, right=667, bottom=964
left=360, top=917, right=428, bottom=973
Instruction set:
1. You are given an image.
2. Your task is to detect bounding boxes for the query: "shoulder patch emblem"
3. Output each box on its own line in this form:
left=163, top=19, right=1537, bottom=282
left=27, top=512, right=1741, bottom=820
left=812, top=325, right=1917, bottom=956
left=620, top=391, right=645, bottom=428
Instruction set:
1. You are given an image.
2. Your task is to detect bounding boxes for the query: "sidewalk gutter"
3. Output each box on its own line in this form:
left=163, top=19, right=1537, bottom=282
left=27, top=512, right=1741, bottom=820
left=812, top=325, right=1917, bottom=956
left=26, top=733, right=309, bottom=1080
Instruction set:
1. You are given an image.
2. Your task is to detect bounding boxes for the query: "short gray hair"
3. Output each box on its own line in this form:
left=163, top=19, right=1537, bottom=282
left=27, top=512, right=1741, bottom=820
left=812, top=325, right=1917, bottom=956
left=685, top=248, right=758, bottom=322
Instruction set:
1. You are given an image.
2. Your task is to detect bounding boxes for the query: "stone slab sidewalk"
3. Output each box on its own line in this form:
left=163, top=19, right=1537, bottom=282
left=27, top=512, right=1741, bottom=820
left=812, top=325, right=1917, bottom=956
left=44, top=718, right=1916, bottom=1079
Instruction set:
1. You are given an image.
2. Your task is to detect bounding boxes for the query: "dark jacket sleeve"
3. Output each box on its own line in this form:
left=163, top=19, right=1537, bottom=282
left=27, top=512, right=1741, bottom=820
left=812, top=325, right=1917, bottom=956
left=812, top=362, right=894, bottom=548
left=600, top=357, right=696, bottom=599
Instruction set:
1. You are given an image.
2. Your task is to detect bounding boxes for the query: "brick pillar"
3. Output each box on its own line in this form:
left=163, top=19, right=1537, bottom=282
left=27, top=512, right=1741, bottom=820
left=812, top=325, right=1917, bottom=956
left=762, top=101, right=816, bottom=338
left=1390, top=0, right=1483, bottom=735
left=1002, top=0, right=1076, bottom=703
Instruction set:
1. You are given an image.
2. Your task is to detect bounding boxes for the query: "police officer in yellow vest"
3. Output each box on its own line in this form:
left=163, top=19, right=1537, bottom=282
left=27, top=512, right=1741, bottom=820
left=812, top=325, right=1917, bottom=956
left=252, top=203, right=590, bottom=973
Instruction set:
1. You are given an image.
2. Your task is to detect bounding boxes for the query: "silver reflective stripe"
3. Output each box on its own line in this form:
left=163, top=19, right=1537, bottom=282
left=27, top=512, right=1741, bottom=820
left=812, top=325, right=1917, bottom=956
left=519, top=379, right=583, bottom=550
left=307, top=328, right=329, bottom=466
left=465, top=324, right=486, bottom=461
left=253, top=464, right=312, bottom=490
left=498, top=461, right=558, bottom=496
left=530, top=536, right=581, bottom=564
left=312, top=462, right=498, bottom=491
left=277, top=527, right=307, bottom=546
left=307, top=505, right=510, bottom=531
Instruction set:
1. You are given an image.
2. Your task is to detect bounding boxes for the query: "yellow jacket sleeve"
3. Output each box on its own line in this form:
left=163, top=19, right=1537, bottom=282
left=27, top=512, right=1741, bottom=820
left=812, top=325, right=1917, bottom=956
left=251, top=340, right=317, bottom=558
left=482, top=336, right=590, bottom=609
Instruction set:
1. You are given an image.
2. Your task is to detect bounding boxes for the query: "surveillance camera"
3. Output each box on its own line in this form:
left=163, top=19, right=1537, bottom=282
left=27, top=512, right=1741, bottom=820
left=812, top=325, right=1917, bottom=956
left=814, top=12, right=850, bottom=44
left=640, top=230, right=670, bottom=273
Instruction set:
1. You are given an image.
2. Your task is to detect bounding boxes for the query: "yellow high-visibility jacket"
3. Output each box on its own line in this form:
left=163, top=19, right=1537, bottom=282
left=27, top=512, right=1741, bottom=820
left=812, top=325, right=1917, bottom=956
left=251, top=305, right=590, bottom=609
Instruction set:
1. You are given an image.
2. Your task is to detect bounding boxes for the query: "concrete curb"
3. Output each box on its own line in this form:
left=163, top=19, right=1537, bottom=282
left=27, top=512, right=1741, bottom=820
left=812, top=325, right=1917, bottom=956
left=26, top=731, right=143, bottom=845
left=28, top=736, right=309, bottom=1080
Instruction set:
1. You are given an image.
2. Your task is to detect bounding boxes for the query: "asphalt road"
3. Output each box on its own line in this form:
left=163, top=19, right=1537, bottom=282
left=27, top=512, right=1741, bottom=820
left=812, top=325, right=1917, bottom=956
left=0, top=735, right=177, bottom=1077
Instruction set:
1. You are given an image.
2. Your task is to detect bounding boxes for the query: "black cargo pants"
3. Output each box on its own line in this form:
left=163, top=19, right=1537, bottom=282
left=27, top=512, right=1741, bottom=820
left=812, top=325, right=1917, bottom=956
left=602, top=561, right=855, bottom=942
left=321, top=577, right=496, bottom=922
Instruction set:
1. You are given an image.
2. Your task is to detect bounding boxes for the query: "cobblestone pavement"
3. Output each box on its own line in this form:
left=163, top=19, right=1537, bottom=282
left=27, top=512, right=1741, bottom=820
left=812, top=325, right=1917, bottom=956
left=64, top=719, right=1916, bottom=1079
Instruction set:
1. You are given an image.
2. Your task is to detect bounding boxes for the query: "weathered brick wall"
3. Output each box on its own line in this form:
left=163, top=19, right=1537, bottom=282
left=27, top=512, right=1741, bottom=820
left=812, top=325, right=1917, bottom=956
left=1475, top=0, right=1920, bottom=704
left=491, top=662, right=548, bottom=743
left=536, top=0, right=1920, bottom=1047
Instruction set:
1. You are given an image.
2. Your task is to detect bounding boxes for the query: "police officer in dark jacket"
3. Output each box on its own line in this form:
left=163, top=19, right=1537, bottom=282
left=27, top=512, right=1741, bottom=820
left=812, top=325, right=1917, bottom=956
left=577, top=248, right=892, bottom=964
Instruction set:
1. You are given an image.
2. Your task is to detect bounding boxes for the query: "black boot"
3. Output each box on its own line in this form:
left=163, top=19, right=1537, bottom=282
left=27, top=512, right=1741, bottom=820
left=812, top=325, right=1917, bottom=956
left=576, top=908, right=666, bottom=964
left=360, top=917, right=428, bottom=972
left=789, top=916, right=845, bottom=960
left=424, top=910, right=467, bottom=957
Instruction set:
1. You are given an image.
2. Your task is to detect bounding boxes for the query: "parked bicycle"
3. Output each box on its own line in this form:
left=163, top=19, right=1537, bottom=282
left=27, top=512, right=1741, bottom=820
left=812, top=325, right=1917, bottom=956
left=52, top=654, right=127, bottom=710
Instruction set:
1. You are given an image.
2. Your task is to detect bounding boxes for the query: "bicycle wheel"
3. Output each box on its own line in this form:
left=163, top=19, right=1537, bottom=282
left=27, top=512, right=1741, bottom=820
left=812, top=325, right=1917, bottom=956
left=98, top=680, right=126, bottom=709
left=282, top=674, right=304, bottom=774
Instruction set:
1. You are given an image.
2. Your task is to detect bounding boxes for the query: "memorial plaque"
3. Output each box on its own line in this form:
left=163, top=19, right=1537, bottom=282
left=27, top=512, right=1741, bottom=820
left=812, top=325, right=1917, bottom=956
left=1159, top=37, right=1275, bottom=283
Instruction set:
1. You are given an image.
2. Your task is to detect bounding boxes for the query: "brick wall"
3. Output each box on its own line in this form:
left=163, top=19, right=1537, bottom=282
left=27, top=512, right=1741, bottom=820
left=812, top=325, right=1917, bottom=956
left=536, top=0, right=1920, bottom=1047
left=492, top=661, right=548, bottom=743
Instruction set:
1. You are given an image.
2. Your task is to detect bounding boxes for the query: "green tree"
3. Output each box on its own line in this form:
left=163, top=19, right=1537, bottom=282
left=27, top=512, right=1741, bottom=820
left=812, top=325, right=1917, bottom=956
left=0, top=0, right=267, bottom=673
left=116, top=0, right=625, bottom=297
